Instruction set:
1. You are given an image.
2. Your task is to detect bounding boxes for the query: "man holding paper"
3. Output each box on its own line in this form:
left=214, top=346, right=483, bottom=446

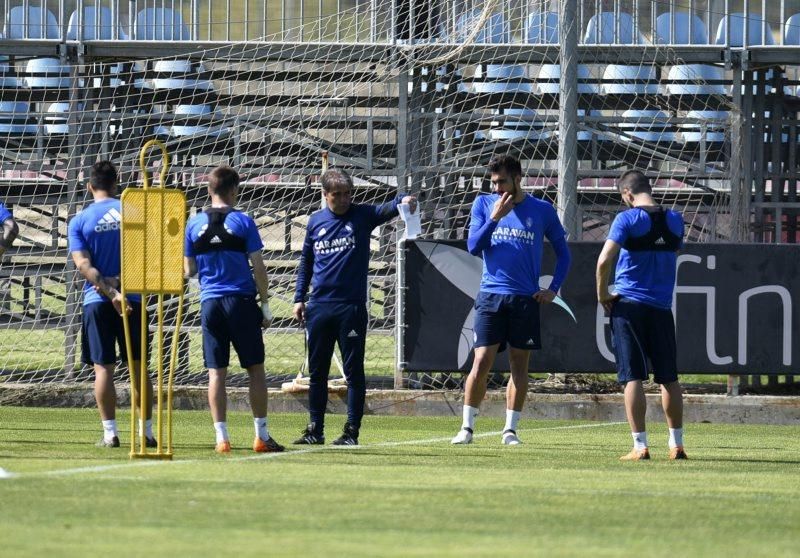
left=293, top=169, right=416, bottom=445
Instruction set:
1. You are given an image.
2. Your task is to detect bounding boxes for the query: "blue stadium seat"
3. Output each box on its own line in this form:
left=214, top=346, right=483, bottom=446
left=583, top=12, right=652, bottom=96
left=0, top=49, right=21, bottom=87
left=785, top=13, right=800, bottom=44
left=620, top=110, right=675, bottom=143
left=0, top=102, right=37, bottom=135
left=715, top=13, right=776, bottom=46
left=25, top=57, right=70, bottom=88
left=66, top=6, right=128, bottom=40
left=655, top=12, right=709, bottom=44
left=665, top=64, right=726, bottom=95
left=681, top=111, right=726, bottom=143
left=134, top=8, right=191, bottom=40
left=583, top=12, right=646, bottom=45
left=3, top=5, right=60, bottom=39
left=526, top=11, right=558, bottom=44
left=156, top=103, right=228, bottom=138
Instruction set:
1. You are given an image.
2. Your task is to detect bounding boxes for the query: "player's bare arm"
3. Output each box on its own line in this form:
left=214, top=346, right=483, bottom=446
left=71, top=249, right=126, bottom=314
left=250, top=250, right=273, bottom=328
left=595, top=239, right=622, bottom=313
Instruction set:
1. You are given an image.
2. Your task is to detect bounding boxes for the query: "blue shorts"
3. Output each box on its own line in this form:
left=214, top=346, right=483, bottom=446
left=610, top=297, right=678, bottom=385
left=201, top=295, right=264, bottom=369
left=473, top=291, right=541, bottom=352
left=81, top=300, right=146, bottom=366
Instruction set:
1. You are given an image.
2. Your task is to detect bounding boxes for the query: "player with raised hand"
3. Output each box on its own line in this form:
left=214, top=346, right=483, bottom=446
left=68, top=161, right=155, bottom=448
left=596, top=169, right=687, bottom=461
left=452, top=154, right=571, bottom=446
left=184, top=166, right=284, bottom=454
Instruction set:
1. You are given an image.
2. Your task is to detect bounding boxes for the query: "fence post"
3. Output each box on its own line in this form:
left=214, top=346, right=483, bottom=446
left=558, top=0, right=579, bottom=240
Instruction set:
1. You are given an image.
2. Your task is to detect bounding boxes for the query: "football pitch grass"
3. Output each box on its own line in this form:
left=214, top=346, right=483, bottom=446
left=1, top=408, right=798, bottom=557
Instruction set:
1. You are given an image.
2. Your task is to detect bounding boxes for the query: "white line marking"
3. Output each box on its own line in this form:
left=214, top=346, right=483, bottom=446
left=2, top=421, right=625, bottom=480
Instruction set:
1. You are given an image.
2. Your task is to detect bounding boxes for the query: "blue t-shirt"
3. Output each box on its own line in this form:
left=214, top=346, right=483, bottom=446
left=0, top=202, right=11, bottom=224
left=608, top=206, right=684, bottom=309
left=185, top=209, right=263, bottom=302
left=294, top=195, right=403, bottom=304
left=68, top=198, right=140, bottom=306
left=468, top=193, right=566, bottom=295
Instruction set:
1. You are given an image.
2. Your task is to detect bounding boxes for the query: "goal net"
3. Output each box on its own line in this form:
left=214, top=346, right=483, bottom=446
left=0, top=0, right=747, bottom=393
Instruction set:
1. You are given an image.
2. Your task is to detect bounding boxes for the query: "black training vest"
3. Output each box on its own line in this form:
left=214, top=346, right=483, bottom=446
left=191, top=208, right=247, bottom=255
left=622, top=206, right=682, bottom=252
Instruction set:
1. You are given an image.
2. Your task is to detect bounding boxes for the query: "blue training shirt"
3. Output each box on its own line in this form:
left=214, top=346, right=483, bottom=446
left=294, top=195, right=403, bottom=304
left=185, top=209, right=263, bottom=302
left=468, top=193, right=569, bottom=295
left=608, top=206, right=684, bottom=309
left=0, top=202, right=11, bottom=224
left=68, top=198, right=140, bottom=306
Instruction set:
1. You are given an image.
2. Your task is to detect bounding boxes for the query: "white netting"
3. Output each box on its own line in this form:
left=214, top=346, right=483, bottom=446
left=0, top=0, right=780, bottom=389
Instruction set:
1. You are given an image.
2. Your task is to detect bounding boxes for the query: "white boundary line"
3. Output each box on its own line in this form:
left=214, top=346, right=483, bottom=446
left=1, top=421, right=625, bottom=480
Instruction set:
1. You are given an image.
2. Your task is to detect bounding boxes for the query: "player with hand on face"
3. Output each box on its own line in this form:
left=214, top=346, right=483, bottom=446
left=452, top=154, right=571, bottom=446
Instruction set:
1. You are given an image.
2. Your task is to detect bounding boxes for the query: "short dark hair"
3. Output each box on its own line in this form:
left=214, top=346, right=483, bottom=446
left=487, top=154, right=522, bottom=178
left=320, top=168, right=353, bottom=193
left=618, top=170, right=652, bottom=195
left=90, top=161, right=118, bottom=191
left=208, top=166, right=240, bottom=196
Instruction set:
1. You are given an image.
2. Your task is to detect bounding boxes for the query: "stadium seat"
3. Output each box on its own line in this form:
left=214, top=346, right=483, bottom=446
left=620, top=110, right=675, bottom=143
left=0, top=50, right=20, bottom=87
left=155, top=103, right=228, bottom=138
left=134, top=8, right=191, bottom=40
left=4, top=6, right=66, bottom=89
left=152, top=60, right=212, bottom=91
left=785, top=13, right=800, bottom=44
left=583, top=12, right=651, bottom=97
left=601, top=65, right=657, bottom=95
left=0, top=102, right=37, bottom=135
left=25, top=57, right=70, bottom=88
left=654, top=12, right=709, bottom=44
left=526, top=11, right=558, bottom=44
left=3, top=5, right=60, bottom=39
left=583, top=12, right=646, bottom=45
left=681, top=110, right=726, bottom=143
left=665, top=64, right=726, bottom=95
left=66, top=6, right=128, bottom=40
left=714, top=13, right=776, bottom=46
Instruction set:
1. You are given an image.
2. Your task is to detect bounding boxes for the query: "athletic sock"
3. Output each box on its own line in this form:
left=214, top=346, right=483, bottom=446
left=102, top=419, right=118, bottom=442
left=138, top=419, right=154, bottom=439
left=254, top=417, right=269, bottom=441
left=668, top=427, right=684, bottom=449
left=504, top=410, right=521, bottom=433
left=461, top=405, right=479, bottom=430
left=632, top=431, right=648, bottom=451
left=214, top=421, right=229, bottom=444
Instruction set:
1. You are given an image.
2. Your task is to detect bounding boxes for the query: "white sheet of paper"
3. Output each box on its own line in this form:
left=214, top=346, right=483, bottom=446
left=398, top=202, right=421, bottom=239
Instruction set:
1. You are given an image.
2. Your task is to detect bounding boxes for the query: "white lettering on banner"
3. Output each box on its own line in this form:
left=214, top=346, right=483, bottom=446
left=595, top=254, right=794, bottom=367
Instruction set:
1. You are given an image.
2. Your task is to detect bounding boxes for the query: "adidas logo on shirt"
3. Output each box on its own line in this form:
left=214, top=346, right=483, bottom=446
left=347, top=330, right=359, bottom=338
left=94, top=208, right=122, bottom=232
left=210, top=235, right=223, bottom=244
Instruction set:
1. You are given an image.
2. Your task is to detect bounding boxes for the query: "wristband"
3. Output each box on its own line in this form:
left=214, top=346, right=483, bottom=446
left=261, top=302, right=273, bottom=322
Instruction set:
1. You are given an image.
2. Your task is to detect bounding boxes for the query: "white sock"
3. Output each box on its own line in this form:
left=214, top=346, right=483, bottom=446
left=504, top=410, right=521, bottom=433
left=461, top=405, right=479, bottom=430
left=632, top=431, right=648, bottom=451
left=213, top=421, right=229, bottom=444
left=138, top=419, right=154, bottom=439
left=102, top=419, right=118, bottom=441
left=254, top=417, right=269, bottom=441
left=668, top=428, right=684, bottom=449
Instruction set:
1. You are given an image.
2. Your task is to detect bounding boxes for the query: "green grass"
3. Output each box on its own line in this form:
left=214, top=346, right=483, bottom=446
left=1, top=408, right=798, bottom=556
